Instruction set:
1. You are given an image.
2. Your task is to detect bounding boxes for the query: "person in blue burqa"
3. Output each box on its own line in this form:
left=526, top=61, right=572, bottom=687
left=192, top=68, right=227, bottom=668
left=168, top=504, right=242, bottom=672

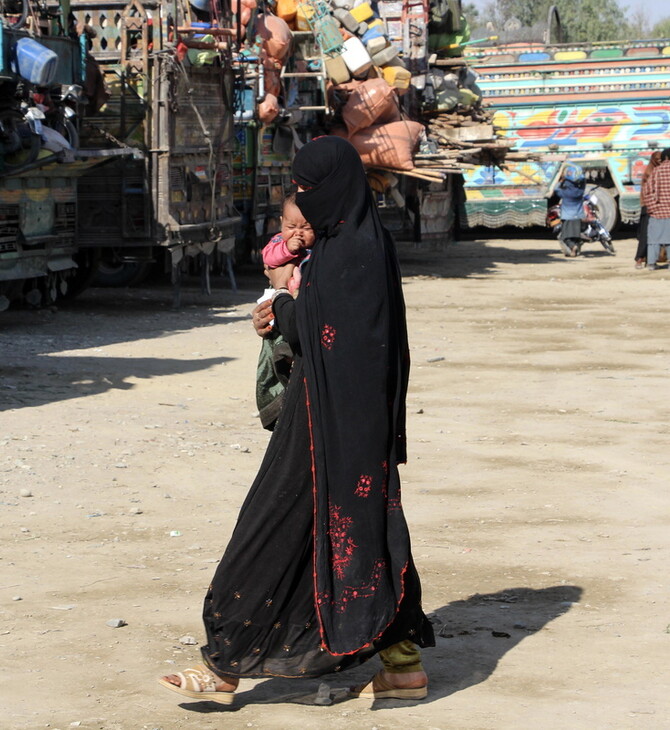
left=556, top=163, right=586, bottom=257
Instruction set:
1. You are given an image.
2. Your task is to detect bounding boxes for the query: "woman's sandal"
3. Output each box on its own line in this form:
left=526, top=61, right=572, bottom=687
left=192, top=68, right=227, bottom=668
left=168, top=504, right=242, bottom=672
left=349, top=670, right=428, bottom=700
left=157, top=664, right=235, bottom=705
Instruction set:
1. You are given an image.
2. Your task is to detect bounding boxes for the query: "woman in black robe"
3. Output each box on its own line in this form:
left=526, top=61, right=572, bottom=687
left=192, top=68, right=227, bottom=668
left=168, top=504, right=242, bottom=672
left=159, top=136, right=434, bottom=704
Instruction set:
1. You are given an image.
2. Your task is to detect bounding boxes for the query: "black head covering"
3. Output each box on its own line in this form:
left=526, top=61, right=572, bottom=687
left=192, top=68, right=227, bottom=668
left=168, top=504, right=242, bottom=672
left=292, top=137, right=431, bottom=656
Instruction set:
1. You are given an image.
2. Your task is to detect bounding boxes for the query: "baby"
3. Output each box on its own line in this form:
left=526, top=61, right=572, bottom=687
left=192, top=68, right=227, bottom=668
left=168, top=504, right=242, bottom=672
left=255, top=193, right=316, bottom=430
left=262, top=192, right=315, bottom=295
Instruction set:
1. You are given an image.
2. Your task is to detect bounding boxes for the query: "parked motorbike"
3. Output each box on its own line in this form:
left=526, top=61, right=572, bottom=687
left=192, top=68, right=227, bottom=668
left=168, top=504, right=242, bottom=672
left=547, top=187, right=616, bottom=255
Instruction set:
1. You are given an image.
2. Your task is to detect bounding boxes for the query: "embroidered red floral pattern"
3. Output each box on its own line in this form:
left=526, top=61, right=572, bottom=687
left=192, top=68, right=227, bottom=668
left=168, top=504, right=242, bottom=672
left=329, top=502, right=357, bottom=579
left=321, top=324, right=336, bottom=350
left=354, top=474, right=373, bottom=497
left=337, top=559, right=386, bottom=613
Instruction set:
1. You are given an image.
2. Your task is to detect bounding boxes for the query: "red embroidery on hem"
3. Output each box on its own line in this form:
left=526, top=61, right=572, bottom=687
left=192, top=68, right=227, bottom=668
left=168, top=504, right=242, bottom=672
left=335, top=559, right=386, bottom=614
left=321, top=560, right=410, bottom=657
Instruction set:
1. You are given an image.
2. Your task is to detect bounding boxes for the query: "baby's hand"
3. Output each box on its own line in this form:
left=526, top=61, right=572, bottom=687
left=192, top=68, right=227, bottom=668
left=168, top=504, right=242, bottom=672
left=286, top=234, right=304, bottom=254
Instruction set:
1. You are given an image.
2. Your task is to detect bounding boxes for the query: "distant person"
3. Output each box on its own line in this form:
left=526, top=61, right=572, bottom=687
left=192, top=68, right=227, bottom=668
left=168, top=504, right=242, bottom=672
left=555, top=164, right=586, bottom=257
left=635, top=151, right=662, bottom=269
left=644, top=148, right=670, bottom=271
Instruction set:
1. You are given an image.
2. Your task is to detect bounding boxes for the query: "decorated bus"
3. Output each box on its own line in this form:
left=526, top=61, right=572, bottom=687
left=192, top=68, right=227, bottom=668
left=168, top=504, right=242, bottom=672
left=461, top=38, right=670, bottom=230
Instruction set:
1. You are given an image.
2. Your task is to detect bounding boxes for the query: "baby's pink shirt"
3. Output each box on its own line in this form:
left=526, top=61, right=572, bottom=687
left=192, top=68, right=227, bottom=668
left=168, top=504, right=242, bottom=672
left=262, top=233, right=307, bottom=295
left=262, top=233, right=303, bottom=268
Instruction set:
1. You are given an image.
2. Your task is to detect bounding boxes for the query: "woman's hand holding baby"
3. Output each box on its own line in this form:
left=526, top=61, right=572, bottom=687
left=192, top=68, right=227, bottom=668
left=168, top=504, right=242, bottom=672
left=267, top=263, right=295, bottom=292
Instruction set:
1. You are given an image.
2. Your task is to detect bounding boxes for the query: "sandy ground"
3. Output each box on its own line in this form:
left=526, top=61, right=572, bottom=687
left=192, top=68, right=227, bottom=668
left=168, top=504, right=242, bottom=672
left=2, top=233, right=670, bottom=730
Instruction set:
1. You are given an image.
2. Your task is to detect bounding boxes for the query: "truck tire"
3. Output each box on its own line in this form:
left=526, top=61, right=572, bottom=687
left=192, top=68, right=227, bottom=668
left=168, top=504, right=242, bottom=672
left=59, top=250, right=102, bottom=300
left=0, top=279, right=25, bottom=311
left=586, top=185, right=618, bottom=233
left=92, top=260, right=152, bottom=288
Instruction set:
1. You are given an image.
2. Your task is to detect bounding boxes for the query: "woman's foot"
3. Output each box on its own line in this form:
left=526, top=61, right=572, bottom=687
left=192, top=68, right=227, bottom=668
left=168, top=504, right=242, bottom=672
left=158, top=664, right=239, bottom=704
left=378, top=669, right=428, bottom=689
left=635, top=258, right=646, bottom=269
left=350, top=669, right=428, bottom=700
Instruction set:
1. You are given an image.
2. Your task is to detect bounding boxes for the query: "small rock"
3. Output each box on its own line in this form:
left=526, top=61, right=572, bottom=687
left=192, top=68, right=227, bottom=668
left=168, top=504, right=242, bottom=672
left=12, top=596, right=22, bottom=601
left=106, top=619, right=127, bottom=628
left=426, top=356, right=445, bottom=363
left=179, top=635, right=198, bottom=646
left=314, top=681, right=332, bottom=706
left=114, top=463, right=128, bottom=469
left=19, top=488, right=32, bottom=498
left=20, top=527, right=29, bottom=533
left=129, top=507, right=143, bottom=515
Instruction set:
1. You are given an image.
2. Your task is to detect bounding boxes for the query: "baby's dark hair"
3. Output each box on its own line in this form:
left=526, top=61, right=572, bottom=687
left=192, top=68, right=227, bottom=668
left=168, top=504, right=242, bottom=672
left=282, top=191, right=297, bottom=210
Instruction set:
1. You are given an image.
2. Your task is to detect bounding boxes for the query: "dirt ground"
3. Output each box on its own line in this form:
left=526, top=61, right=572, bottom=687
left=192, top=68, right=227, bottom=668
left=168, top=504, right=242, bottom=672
left=2, top=233, right=669, bottom=730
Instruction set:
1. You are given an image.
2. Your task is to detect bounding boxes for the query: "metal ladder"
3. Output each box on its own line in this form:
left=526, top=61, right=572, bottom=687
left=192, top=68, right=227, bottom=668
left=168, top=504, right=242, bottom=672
left=280, top=31, right=330, bottom=113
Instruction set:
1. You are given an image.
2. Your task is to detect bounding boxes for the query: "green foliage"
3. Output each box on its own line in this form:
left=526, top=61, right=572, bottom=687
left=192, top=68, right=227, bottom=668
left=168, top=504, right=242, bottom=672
left=485, top=0, right=632, bottom=42
left=555, top=0, right=630, bottom=42
left=462, top=1, right=480, bottom=26
left=651, top=17, right=670, bottom=39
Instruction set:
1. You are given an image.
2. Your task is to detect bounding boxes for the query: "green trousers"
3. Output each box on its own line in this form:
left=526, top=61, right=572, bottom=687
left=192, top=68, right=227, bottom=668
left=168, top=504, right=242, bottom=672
left=378, top=640, right=423, bottom=674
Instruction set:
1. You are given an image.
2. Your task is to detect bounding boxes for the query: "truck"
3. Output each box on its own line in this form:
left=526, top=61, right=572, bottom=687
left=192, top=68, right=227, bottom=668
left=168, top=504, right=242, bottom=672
left=71, top=0, right=238, bottom=294
left=0, top=0, right=126, bottom=309
left=460, top=36, right=670, bottom=231
left=0, top=0, right=237, bottom=309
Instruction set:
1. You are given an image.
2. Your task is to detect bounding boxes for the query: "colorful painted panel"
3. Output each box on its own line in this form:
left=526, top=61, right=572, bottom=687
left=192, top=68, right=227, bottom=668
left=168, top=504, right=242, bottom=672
left=492, top=105, right=670, bottom=151
left=464, top=161, right=561, bottom=190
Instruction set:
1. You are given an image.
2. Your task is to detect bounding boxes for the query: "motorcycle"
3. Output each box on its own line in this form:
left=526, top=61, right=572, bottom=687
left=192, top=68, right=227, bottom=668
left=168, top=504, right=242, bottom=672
left=547, top=187, right=616, bottom=255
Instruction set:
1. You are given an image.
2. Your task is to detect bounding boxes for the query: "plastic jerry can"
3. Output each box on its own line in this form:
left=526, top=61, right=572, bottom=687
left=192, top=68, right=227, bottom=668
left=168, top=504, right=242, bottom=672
left=382, top=64, right=411, bottom=91
left=371, top=44, right=398, bottom=66
left=12, top=38, right=58, bottom=86
left=457, top=87, right=479, bottom=108
left=332, top=0, right=353, bottom=7
left=325, top=53, right=351, bottom=83
left=361, top=25, right=383, bottom=43
left=358, top=22, right=369, bottom=35
left=341, top=36, right=373, bottom=76
left=366, top=35, right=388, bottom=56
left=333, top=8, right=360, bottom=33
left=295, top=3, right=315, bottom=30
left=350, top=2, right=374, bottom=23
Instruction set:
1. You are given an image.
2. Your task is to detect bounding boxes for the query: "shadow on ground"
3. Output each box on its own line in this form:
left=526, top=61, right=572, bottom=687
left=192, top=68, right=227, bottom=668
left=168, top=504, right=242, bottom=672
left=398, top=225, right=625, bottom=279
left=0, top=355, right=233, bottom=412
left=175, top=584, right=582, bottom=713
left=0, top=279, right=252, bottom=411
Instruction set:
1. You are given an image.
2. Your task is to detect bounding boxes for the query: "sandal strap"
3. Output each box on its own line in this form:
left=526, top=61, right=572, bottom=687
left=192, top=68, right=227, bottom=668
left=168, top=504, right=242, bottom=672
left=176, top=665, right=218, bottom=693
